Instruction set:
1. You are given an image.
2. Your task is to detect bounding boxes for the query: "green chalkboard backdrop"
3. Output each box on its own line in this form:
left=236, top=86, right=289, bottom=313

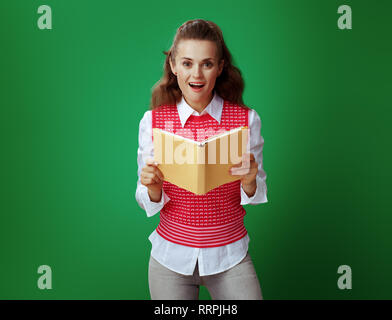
left=1, top=0, right=391, bottom=299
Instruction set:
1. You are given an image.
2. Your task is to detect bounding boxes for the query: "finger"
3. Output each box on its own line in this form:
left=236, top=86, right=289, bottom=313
left=146, top=165, right=163, bottom=180
left=230, top=161, right=242, bottom=169
left=230, top=167, right=250, bottom=175
left=241, top=153, right=254, bottom=159
left=143, top=172, right=156, bottom=181
left=148, top=171, right=163, bottom=184
left=229, top=158, right=253, bottom=171
left=147, top=178, right=157, bottom=185
left=143, top=176, right=160, bottom=186
left=241, top=153, right=250, bottom=167
left=141, top=177, right=151, bottom=186
left=142, top=166, right=155, bottom=174
left=153, top=175, right=161, bottom=184
left=141, top=174, right=149, bottom=185
left=232, top=165, right=258, bottom=175
left=155, top=168, right=164, bottom=180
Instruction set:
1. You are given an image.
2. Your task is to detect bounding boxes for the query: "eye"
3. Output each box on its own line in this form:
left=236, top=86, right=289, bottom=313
left=203, top=62, right=213, bottom=67
left=182, top=61, right=191, bottom=67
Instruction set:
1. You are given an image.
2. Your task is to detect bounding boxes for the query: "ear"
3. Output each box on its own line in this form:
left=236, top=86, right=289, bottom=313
left=218, top=59, right=224, bottom=76
left=169, top=57, right=177, bottom=76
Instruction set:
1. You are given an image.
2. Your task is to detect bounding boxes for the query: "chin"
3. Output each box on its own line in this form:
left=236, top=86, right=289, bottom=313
left=189, top=90, right=211, bottom=98
left=189, top=95, right=208, bottom=104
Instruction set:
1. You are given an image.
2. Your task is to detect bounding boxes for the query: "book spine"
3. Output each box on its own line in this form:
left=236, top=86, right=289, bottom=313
left=196, top=145, right=206, bottom=195
left=196, top=163, right=205, bottom=195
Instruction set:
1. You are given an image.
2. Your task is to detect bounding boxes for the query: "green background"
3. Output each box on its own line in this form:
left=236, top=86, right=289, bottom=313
left=1, top=0, right=391, bottom=299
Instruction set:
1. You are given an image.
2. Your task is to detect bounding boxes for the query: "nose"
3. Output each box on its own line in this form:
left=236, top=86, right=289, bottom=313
left=192, top=65, right=202, bottom=78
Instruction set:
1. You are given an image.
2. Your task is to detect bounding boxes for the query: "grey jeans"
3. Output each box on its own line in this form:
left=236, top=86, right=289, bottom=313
left=148, top=252, right=263, bottom=300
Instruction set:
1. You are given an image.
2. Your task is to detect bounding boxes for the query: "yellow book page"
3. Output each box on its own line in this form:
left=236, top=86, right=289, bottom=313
left=153, top=128, right=204, bottom=194
left=204, top=127, right=248, bottom=193
left=153, top=127, right=248, bottom=195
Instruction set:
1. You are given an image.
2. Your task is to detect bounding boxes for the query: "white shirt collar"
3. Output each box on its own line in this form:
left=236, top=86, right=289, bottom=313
left=177, top=91, right=224, bottom=128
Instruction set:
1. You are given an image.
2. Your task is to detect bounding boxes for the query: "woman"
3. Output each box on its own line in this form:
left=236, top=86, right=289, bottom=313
left=135, top=19, right=268, bottom=300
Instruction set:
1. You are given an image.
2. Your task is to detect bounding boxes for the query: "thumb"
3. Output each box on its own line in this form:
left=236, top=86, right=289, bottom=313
left=241, top=153, right=250, bottom=168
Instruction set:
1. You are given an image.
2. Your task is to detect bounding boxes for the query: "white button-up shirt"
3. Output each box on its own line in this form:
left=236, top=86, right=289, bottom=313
left=135, top=92, right=268, bottom=276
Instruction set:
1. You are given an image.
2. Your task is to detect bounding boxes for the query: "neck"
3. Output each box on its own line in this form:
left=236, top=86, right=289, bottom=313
left=184, top=93, right=214, bottom=114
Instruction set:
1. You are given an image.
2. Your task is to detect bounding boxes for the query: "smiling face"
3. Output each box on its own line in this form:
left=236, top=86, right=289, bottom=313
left=170, top=39, right=224, bottom=112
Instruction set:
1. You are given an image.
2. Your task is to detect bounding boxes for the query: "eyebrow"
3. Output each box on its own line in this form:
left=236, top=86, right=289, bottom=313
left=180, top=57, right=214, bottom=61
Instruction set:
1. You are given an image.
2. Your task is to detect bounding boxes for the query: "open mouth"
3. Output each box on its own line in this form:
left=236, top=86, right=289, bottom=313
left=189, top=82, right=205, bottom=90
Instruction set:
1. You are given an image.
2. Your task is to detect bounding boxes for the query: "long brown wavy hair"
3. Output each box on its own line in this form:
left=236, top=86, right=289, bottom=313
left=150, top=19, right=245, bottom=109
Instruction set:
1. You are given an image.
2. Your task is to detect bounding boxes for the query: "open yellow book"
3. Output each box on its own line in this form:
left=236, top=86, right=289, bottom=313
left=153, top=126, right=249, bottom=195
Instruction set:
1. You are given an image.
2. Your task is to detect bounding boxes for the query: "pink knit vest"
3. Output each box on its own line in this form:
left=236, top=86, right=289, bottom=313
left=152, top=101, right=249, bottom=248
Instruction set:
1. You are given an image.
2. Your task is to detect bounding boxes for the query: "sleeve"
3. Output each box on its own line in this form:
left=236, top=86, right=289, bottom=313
left=240, top=108, right=268, bottom=205
left=135, top=110, right=171, bottom=217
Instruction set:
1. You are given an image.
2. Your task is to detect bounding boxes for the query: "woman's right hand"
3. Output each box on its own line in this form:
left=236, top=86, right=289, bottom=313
left=140, top=158, right=164, bottom=202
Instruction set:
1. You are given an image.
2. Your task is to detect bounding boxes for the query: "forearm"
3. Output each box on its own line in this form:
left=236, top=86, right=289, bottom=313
left=242, top=180, right=257, bottom=198
left=148, top=188, right=162, bottom=202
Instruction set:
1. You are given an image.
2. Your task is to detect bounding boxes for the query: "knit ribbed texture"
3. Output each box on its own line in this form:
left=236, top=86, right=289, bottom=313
left=152, top=101, right=249, bottom=248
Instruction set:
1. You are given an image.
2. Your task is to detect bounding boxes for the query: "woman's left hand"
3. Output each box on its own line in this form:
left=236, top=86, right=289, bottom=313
left=229, top=153, right=258, bottom=197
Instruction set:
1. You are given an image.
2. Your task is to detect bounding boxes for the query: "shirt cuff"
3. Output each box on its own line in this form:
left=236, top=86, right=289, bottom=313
left=240, top=176, right=268, bottom=205
left=141, top=187, right=171, bottom=217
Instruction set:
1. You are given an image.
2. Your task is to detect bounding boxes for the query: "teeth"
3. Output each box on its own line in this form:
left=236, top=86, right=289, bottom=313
left=190, top=83, right=204, bottom=87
